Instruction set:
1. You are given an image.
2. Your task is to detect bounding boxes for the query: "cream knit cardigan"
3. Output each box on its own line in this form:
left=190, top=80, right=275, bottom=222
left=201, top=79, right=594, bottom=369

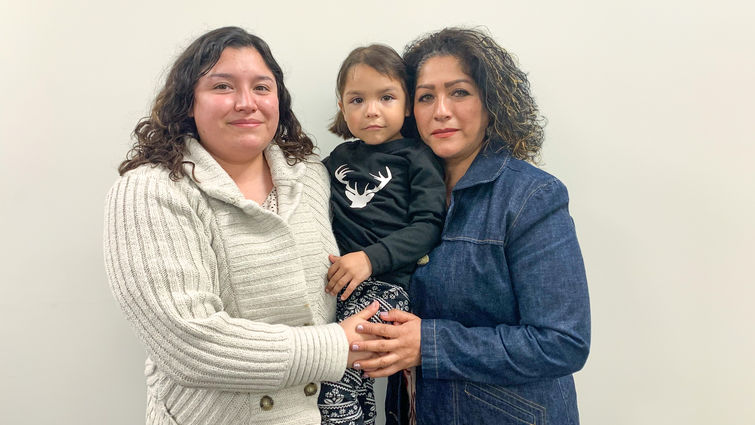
left=104, top=139, right=348, bottom=425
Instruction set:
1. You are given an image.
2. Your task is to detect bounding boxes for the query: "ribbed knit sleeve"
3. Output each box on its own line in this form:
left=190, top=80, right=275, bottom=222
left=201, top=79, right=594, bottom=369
left=103, top=170, right=348, bottom=392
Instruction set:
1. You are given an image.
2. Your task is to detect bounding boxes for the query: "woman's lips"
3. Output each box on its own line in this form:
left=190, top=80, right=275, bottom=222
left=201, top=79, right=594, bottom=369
left=431, top=128, right=458, bottom=138
left=230, top=119, right=262, bottom=127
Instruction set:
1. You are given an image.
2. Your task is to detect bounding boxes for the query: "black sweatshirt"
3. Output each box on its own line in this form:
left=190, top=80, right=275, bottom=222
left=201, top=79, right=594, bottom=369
left=323, top=138, right=446, bottom=287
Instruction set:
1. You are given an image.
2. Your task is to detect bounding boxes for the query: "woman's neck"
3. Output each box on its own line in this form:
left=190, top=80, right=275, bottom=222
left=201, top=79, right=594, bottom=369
left=213, top=152, right=274, bottom=204
left=443, top=148, right=481, bottom=206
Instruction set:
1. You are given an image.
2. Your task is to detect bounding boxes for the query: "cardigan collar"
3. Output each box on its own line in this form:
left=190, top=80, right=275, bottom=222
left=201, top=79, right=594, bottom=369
left=452, top=141, right=512, bottom=192
left=183, top=137, right=306, bottom=222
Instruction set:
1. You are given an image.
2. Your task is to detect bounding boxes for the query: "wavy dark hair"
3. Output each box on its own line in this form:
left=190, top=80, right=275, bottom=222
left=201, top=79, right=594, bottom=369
left=329, top=44, right=412, bottom=139
left=119, top=26, right=314, bottom=180
left=403, top=27, right=545, bottom=163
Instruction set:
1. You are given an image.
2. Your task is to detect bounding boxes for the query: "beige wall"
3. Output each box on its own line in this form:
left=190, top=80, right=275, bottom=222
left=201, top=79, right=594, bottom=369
left=1, top=1, right=753, bottom=423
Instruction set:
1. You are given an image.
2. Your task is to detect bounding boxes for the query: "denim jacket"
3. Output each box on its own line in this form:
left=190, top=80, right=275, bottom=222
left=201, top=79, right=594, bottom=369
left=392, top=145, right=590, bottom=425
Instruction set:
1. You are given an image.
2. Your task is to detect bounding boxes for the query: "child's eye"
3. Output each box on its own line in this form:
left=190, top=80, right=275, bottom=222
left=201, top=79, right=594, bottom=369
left=381, top=94, right=395, bottom=102
left=349, top=97, right=363, bottom=104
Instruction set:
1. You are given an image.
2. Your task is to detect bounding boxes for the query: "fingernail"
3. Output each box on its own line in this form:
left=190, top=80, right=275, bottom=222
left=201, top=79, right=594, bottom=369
left=352, top=344, right=359, bottom=351
left=356, top=324, right=364, bottom=332
left=379, top=312, right=388, bottom=318
left=353, top=362, right=361, bottom=370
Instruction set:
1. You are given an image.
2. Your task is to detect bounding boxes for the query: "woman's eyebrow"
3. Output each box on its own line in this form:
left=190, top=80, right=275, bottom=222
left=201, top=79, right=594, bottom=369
left=206, top=73, right=274, bottom=82
left=444, top=78, right=472, bottom=87
left=416, top=79, right=471, bottom=90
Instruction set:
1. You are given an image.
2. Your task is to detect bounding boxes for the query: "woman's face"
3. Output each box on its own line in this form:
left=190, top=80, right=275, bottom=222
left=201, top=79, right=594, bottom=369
left=413, top=55, right=489, bottom=168
left=191, top=47, right=279, bottom=164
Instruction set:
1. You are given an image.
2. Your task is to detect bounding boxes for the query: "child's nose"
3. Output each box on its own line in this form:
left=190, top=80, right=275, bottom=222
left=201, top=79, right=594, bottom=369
left=365, top=101, right=379, bottom=117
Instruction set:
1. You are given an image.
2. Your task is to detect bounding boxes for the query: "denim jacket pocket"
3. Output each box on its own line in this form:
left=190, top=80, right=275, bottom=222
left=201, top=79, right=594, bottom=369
left=463, top=382, right=546, bottom=425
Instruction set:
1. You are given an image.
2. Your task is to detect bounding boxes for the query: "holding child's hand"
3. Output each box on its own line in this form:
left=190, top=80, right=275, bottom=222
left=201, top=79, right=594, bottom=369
left=326, top=251, right=372, bottom=300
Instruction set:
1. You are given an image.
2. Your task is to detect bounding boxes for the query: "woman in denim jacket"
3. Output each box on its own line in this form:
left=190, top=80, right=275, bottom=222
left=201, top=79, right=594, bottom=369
left=351, top=27, right=591, bottom=425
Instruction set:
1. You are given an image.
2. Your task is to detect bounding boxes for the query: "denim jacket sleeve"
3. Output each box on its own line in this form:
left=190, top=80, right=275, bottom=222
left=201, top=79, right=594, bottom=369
left=420, top=178, right=591, bottom=386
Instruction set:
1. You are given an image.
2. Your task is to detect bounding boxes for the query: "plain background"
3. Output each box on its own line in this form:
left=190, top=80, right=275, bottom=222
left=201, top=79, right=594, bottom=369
left=1, top=1, right=753, bottom=424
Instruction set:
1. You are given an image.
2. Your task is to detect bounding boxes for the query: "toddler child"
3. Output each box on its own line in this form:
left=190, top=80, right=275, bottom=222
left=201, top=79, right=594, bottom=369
left=318, top=44, right=446, bottom=425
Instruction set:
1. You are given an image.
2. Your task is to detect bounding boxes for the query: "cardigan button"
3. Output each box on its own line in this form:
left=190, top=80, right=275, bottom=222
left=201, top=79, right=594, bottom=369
left=260, top=395, right=274, bottom=411
left=304, top=382, right=318, bottom=396
left=417, top=255, right=429, bottom=266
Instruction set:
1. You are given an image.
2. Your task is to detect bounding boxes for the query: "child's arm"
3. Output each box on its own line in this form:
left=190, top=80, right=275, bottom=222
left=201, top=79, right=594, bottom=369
left=361, top=145, right=446, bottom=278
left=325, top=252, right=372, bottom=300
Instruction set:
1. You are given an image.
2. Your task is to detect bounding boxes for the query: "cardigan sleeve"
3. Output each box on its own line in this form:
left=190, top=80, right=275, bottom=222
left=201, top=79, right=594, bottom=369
left=103, top=171, right=348, bottom=392
left=419, top=179, right=590, bottom=385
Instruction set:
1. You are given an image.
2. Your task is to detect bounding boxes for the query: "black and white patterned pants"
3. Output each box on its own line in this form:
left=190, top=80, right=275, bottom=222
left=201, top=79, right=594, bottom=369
left=318, top=278, right=410, bottom=425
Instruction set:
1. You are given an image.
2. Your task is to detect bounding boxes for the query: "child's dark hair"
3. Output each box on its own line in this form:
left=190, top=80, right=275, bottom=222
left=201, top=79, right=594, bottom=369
left=329, top=44, right=410, bottom=139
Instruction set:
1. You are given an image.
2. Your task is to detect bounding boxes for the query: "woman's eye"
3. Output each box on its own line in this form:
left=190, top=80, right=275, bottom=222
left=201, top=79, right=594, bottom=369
left=255, top=85, right=271, bottom=92
left=452, top=88, right=471, bottom=97
left=416, top=93, right=433, bottom=103
left=213, top=83, right=232, bottom=90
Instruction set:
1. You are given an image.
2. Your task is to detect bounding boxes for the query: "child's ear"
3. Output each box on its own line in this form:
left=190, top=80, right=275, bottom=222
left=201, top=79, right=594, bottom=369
left=405, top=103, right=411, bottom=117
left=338, top=100, right=344, bottom=113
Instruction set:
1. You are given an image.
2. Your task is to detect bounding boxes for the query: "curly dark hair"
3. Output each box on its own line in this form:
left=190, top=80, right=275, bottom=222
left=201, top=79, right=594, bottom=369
left=403, top=27, right=545, bottom=163
left=119, top=26, right=314, bottom=180
left=329, top=44, right=413, bottom=139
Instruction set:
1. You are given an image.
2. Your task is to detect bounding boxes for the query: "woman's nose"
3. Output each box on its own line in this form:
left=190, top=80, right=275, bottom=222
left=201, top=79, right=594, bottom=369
left=433, top=96, right=451, bottom=121
left=235, top=90, right=258, bottom=113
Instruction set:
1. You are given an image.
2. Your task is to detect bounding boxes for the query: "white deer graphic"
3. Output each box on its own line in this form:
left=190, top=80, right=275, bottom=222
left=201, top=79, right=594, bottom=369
left=334, top=164, right=392, bottom=209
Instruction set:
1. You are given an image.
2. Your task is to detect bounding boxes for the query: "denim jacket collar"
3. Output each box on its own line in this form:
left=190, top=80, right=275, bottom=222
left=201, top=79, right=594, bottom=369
left=453, top=142, right=512, bottom=192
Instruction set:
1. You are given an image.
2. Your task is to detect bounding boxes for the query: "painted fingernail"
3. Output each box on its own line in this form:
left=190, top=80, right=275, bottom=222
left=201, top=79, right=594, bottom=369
left=356, top=324, right=364, bottom=331
left=352, top=344, right=359, bottom=351
left=353, top=362, right=361, bottom=370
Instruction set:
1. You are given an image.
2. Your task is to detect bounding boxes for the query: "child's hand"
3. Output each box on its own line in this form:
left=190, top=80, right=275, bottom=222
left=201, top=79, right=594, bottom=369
left=325, top=252, right=372, bottom=300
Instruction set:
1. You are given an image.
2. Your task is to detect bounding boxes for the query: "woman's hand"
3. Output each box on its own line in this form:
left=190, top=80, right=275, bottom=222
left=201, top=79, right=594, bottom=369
left=339, top=301, right=382, bottom=366
left=325, top=252, right=372, bottom=300
left=350, top=309, right=422, bottom=378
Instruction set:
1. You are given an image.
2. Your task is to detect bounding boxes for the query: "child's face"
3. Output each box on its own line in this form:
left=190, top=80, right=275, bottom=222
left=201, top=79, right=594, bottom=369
left=338, top=64, right=409, bottom=145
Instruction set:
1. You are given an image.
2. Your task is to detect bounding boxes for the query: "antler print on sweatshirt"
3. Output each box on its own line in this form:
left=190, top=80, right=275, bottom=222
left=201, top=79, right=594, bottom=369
left=334, top=164, right=393, bottom=209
